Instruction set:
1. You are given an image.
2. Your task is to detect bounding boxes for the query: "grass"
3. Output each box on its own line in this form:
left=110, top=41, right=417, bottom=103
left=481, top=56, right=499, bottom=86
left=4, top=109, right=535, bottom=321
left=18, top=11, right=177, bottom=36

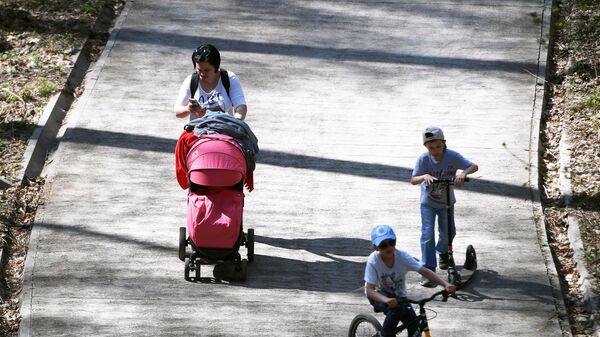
left=21, top=88, right=33, bottom=101
left=82, top=0, right=96, bottom=16
left=1, top=85, right=22, bottom=105
left=568, top=86, right=600, bottom=116
left=584, top=249, right=600, bottom=264
left=0, top=50, right=19, bottom=60
left=37, top=79, right=55, bottom=97
left=588, top=86, right=600, bottom=110
left=31, top=51, right=41, bottom=66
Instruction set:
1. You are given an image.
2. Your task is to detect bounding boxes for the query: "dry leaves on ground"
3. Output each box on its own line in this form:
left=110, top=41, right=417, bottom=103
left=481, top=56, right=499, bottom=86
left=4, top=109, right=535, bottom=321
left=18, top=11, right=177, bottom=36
left=540, top=0, right=600, bottom=336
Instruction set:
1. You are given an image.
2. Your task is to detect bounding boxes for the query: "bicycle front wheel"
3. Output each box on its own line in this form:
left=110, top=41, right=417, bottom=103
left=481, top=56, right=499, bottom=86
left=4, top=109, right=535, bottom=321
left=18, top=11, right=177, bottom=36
left=348, top=314, right=382, bottom=337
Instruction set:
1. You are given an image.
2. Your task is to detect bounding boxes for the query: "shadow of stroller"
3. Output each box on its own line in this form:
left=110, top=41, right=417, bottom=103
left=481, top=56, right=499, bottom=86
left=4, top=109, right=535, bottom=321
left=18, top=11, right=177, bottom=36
left=255, top=235, right=372, bottom=260
left=186, top=235, right=373, bottom=289
left=219, top=235, right=373, bottom=292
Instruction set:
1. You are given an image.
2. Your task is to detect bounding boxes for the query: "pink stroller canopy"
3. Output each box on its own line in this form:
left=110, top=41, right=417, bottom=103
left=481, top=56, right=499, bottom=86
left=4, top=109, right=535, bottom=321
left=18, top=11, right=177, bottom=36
left=186, top=135, right=246, bottom=187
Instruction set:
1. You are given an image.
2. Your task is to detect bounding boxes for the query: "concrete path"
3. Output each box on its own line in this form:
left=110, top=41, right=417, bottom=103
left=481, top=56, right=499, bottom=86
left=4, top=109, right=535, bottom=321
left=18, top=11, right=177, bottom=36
left=19, top=1, right=565, bottom=336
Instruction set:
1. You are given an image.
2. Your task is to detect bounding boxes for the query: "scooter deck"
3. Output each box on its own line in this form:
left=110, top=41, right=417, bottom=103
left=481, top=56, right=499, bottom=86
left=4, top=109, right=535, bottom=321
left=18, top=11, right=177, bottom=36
left=439, top=265, right=476, bottom=289
left=456, top=266, right=476, bottom=288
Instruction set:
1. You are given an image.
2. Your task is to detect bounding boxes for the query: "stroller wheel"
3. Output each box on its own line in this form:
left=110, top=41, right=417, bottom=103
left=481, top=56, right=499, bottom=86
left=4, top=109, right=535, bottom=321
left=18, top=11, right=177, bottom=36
left=184, top=257, right=192, bottom=282
left=194, top=259, right=201, bottom=280
left=179, top=227, right=187, bottom=261
left=238, top=260, right=248, bottom=282
left=247, top=228, right=255, bottom=263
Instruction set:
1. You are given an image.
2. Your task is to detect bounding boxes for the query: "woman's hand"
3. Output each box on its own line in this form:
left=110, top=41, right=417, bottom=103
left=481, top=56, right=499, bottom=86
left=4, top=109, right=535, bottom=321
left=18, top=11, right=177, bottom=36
left=188, top=99, right=202, bottom=113
left=185, top=99, right=207, bottom=118
left=234, top=104, right=248, bottom=120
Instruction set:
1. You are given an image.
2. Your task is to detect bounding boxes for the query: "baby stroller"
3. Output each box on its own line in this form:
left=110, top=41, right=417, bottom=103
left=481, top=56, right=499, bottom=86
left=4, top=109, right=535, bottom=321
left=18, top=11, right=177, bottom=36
left=177, top=131, right=255, bottom=282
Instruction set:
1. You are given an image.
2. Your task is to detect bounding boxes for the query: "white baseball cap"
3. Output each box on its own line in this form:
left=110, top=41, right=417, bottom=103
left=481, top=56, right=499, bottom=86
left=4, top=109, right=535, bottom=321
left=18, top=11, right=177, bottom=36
left=422, top=126, right=445, bottom=144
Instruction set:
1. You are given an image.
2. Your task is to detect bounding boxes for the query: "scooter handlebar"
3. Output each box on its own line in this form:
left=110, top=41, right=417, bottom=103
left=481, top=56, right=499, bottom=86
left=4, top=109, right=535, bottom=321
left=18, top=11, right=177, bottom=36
left=431, top=177, right=470, bottom=184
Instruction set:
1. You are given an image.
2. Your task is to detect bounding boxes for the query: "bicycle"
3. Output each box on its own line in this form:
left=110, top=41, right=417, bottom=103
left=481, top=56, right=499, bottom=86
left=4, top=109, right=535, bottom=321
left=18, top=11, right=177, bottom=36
left=348, top=290, right=449, bottom=337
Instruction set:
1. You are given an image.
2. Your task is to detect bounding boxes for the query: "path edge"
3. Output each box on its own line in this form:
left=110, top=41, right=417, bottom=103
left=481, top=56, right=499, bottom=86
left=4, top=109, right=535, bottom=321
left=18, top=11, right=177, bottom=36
left=531, top=0, right=573, bottom=336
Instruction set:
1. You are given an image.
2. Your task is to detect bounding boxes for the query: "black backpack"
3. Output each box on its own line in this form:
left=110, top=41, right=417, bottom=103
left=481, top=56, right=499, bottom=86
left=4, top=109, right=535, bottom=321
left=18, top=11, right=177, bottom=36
left=190, top=69, right=230, bottom=100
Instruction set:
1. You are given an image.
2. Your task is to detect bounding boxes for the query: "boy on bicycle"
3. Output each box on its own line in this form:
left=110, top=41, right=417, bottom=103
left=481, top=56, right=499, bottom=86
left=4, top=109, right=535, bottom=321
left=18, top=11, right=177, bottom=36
left=411, top=126, right=478, bottom=287
left=365, top=225, right=456, bottom=337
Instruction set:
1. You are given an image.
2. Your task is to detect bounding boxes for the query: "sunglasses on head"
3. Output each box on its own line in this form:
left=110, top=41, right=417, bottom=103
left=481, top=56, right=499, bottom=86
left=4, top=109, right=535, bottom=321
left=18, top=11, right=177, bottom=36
left=193, top=46, right=211, bottom=59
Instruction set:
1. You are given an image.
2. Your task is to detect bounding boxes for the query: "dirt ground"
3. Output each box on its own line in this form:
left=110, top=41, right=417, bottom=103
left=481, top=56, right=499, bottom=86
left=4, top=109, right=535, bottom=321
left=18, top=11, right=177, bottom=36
left=0, top=0, right=599, bottom=336
left=539, top=0, right=600, bottom=336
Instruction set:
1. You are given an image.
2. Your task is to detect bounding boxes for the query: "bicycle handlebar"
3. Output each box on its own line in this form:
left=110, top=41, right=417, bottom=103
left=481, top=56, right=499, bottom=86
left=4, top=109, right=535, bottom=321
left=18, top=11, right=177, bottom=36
left=407, top=290, right=449, bottom=306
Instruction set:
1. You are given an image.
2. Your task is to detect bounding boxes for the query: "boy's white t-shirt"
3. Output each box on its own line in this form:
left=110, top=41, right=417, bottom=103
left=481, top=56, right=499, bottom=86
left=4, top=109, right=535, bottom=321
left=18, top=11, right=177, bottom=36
left=364, top=249, right=423, bottom=298
left=174, top=70, right=247, bottom=120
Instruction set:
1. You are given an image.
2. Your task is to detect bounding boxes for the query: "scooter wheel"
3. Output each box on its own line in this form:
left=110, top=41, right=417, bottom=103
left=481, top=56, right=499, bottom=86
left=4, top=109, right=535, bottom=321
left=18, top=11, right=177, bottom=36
left=448, top=270, right=461, bottom=286
left=464, top=245, right=477, bottom=271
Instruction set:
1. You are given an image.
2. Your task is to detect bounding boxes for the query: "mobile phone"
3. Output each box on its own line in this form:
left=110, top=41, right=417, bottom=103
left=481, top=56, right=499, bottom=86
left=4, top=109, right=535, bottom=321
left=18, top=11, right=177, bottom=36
left=188, top=98, right=199, bottom=106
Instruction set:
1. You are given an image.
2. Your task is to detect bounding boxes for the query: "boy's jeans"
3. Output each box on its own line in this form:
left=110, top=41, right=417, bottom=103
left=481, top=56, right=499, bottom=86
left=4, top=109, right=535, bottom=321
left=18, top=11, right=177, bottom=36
left=420, top=204, right=455, bottom=272
left=369, top=290, right=418, bottom=337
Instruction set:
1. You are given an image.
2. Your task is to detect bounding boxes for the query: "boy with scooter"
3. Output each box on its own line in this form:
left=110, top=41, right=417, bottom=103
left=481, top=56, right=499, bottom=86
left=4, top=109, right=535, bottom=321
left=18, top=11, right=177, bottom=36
left=411, top=126, right=478, bottom=287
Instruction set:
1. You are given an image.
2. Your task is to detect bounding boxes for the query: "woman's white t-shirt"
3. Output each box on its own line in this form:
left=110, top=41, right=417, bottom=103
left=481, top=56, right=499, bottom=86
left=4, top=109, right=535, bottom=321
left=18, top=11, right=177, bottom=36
left=174, top=70, right=246, bottom=120
left=364, top=249, right=422, bottom=298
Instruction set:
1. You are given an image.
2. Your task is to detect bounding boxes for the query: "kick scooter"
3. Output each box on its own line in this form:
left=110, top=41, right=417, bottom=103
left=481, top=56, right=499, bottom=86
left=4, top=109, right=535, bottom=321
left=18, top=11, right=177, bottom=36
left=434, top=177, right=477, bottom=287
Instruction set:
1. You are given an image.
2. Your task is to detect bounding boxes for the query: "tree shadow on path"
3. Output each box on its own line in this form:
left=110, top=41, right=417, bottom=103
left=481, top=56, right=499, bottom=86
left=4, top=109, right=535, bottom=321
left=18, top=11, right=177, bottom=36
left=117, top=28, right=539, bottom=74
left=63, top=127, right=545, bottom=203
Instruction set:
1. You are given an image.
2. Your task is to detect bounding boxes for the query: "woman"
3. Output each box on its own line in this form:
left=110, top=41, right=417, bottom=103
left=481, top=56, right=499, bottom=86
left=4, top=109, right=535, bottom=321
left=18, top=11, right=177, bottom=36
left=174, top=44, right=248, bottom=120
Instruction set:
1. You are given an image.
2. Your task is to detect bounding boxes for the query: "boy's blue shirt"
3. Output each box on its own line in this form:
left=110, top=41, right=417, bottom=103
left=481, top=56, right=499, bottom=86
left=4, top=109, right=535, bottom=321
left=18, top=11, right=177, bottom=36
left=412, top=148, right=472, bottom=208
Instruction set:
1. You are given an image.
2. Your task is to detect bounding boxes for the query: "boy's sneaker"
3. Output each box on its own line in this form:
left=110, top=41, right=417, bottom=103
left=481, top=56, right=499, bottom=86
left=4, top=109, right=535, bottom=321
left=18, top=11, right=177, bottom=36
left=439, top=253, right=453, bottom=270
left=439, top=253, right=449, bottom=270
left=420, top=276, right=436, bottom=288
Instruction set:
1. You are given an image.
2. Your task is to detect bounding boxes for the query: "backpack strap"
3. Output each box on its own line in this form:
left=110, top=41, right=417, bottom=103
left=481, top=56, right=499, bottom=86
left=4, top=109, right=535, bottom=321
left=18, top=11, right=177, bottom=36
left=220, top=69, right=230, bottom=98
left=189, top=69, right=230, bottom=99
left=190, top=71, right=199, bottom=99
